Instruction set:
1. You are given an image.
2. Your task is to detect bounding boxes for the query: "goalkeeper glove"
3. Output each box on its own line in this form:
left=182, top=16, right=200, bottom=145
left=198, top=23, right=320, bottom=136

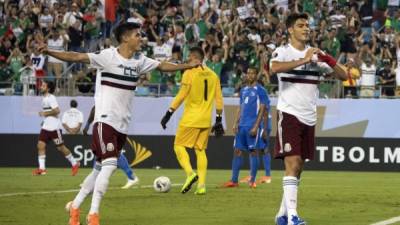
left=161, top=108, right=174, bottom=129
left=318, top=52, right=337, bottom=68
left=211, top=115, right=224, bottom=138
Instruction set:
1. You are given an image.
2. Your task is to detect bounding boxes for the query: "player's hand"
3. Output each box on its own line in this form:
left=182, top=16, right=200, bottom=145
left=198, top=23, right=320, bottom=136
left=250, top=127, right=257, bottom=137
left=262, top=129, right=268, bottom=140
left=187, top=61, right=204, bottom=70
left=38, top=111, right=44, bottom=117
left=161, top=109, right=174, bottom=129
left=304, top=48, right=320, bottom=63
left=232, top=124, right=238, bottom=134
left=36, top=42, right=48, bottom=54
left=211, top=115, right=224, bottom=138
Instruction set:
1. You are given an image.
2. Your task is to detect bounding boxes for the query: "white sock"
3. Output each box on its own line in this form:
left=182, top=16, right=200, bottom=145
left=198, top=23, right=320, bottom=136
left=72, top=162, right=101, bottom=209
left=89, top=158, right=117, bottom=214
left=277, top=194, right=287, bottom=217
left=283, top=176, right=298, bottom=221
left=38, top=155, right=46, bottom=170
left=65, top=153, right=77, bottom=166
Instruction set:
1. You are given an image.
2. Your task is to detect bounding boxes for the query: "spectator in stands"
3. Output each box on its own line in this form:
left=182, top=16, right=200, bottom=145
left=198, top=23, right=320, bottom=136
left=377, top=59, right=396, bottom=97
left=19, top=55, right=35, bottom=96
left=321, top=28, right=341, bottom=59
left=0, top=56, right=12, bottom=91
left=342, top=58, right=360, bottom=98
left=359, top=56, right=377, bottom=98
left=62, top=99, right=84, bottom=134
left=46, top=28, right=68, bottom=81
left=6, top=47, right=24, bottom=82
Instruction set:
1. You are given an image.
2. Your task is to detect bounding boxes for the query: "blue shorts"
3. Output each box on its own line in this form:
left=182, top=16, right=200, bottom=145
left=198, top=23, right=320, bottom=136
left=256, top=129, right=271, bottom=150
left=234, top=126, right=261, bottom=151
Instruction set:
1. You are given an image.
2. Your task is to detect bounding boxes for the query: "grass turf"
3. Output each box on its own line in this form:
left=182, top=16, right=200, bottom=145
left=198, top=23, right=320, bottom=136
left=0, top=168, right=399, bottom=225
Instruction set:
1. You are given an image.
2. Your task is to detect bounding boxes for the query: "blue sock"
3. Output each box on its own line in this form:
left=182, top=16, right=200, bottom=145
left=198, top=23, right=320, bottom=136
left=249, top=153, right=259, bottom=183
left=231, top=155, right=243, bottom=183
left=118, top=153, right=134, bottom=180
left=262, top=153, right=271, bottom=176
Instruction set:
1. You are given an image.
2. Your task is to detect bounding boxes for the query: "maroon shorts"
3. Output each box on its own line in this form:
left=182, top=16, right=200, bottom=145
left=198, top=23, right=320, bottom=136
left=38, top=129, right=64, bottom=146
left=274, top=111, right=315, bottom=160
left=91, top=122, right=127, bottom=161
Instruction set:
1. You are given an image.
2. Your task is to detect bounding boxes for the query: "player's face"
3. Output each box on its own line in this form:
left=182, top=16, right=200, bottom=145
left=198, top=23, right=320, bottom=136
left=290, top=19, right=310, bottom=42
left=127, top=29, right=142, bottom=51
left=188, top=52, right=201, bottom=64
left=246, top=68, right=257, bottom=84
left=40, top=82, right=48, bottom=94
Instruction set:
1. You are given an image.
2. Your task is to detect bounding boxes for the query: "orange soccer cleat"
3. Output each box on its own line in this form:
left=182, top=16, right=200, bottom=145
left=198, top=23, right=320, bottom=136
left=249, top=181, right=257, bottom=188
left=87, top=213, right=100, bottom=225
left=257, top=176, right=272, bottom=184
left=67, top=202, right=80, bottom=225
left=221, top=181, right=239, bottom=188
left=71, top=162, right=80, bottom=176
left=32, top=168, right=47, bottom=176
left=239, top=175, right=251, bottom=183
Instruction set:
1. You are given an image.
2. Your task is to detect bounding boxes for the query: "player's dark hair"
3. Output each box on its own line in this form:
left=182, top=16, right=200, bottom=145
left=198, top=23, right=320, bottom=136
left=114, top=22, right=141, bottom=43
left=286, top=13, right=309, bottom=29
left=189, top=46, right=204, bottom=60
left=45, top=81, right=56, bottom=94
left=70, top=99, right=78, bottom=108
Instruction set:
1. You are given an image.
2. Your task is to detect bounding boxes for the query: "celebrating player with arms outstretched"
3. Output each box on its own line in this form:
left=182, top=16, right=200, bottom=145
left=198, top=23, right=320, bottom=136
left=39, top=22, right=201, bottom=225
left=270, top=13, right=347, bottom=225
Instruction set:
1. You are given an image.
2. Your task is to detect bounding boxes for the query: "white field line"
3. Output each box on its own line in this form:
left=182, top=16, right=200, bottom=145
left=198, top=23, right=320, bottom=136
left=0, top=183, right=183, bottom=198
left=370, top=217, right=400, bottom=225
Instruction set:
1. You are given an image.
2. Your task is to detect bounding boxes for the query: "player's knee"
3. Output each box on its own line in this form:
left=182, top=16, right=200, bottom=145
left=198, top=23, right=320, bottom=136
left=249, top=150, right=258, bottom=156
left=37, top=141, right=46, bottom=150
left=233, top=149, right=242, bottom=156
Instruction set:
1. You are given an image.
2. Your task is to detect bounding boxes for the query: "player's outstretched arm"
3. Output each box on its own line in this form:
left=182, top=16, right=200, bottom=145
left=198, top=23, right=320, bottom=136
left=38, top=43, right=90, bottom=64
left=270, top=48, right=318, bottom=73
left=157, top=61, right=202, bottom=72
left=160, top=82, right=191, bottom=129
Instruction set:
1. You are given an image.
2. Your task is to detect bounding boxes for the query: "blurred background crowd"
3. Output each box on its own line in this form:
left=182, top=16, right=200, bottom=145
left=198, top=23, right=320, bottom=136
left=0, top=0, right=399, bottom=98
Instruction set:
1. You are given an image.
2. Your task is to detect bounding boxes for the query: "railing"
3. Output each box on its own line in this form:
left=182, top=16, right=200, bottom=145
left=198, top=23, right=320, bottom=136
left=3, top=77, right=399, bottom=99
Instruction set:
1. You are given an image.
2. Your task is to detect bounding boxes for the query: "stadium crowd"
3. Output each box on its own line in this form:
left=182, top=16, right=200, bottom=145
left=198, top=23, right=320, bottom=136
left=0, top=0, right=399, bottom=98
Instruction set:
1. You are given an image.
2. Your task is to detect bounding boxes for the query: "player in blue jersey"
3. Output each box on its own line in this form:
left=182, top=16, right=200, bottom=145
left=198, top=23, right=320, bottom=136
left=83, top=106, right=139, bottom=189
left=240, top=80, right=272, bottom=184
left=222, top=67, right=268, bottom=188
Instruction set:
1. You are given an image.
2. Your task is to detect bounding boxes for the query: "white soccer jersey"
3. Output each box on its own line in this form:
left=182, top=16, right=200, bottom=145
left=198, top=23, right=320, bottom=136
left=62, top=108, right=84, bottom=130
left=41, top=94, right=61, bottom=131
left=88, top=47, right=160, bottom=134
left=360, top=63, right=376, bottom=86
left=271, top=44, right=334, bottom=126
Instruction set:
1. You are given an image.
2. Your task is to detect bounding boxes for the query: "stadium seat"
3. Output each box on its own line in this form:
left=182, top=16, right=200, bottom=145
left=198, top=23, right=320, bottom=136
left=222, top=87, right=235, bottom=97
left=135, top=86, right=150, bottom=96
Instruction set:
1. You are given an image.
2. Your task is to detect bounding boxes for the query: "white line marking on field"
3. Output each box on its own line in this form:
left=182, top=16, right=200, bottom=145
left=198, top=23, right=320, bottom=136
left=370, top=216, right=400, bottom=225
left=0, top=183, right=183, bottom=198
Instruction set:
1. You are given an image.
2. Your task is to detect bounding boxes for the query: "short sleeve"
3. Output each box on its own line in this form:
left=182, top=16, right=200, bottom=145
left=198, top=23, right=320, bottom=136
left=258, top=88, right=268, bottom=106
left=140, top=56, right=161, bottom=74
left=49, top=95, right=58, bottom=109
left=270, top=47, right=285, bottom=63
left=87, top=49, right=111, bottom=69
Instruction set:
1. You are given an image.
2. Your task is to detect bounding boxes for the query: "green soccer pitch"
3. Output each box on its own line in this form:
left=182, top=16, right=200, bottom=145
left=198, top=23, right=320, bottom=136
left=0, top=168, right=399, bottom=225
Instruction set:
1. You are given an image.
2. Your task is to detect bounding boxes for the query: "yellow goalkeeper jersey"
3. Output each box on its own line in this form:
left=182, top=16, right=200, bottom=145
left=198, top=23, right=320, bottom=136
left=170, top=66, right=223, bottom=128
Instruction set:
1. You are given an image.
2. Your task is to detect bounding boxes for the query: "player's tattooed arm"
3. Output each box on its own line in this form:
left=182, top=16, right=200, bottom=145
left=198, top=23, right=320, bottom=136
left=39, top=107, right=60, bottom=117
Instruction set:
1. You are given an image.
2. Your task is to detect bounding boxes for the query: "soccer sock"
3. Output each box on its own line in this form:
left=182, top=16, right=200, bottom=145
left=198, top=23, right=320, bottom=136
left=231, top=155, right=243, bottom=183
left=89, top=158, right=117, bottom=214
left=249, top=153, right=259, bottom=183
left=283, top=176, right=299, bottom=219
left=262, top=153, right=271, bottom=176
left=38, top=155, right=46, bottom=170
left=72, top=161, right=101, bottom=209
left=277, top=194, right=287, bottom=217
left=65, top=153, right=77, bottom=166
left=195, top=148, right=207, bottom=187
left=173, top=145, right=193, bottom=177
left=118, top=153, right=134, bottom=180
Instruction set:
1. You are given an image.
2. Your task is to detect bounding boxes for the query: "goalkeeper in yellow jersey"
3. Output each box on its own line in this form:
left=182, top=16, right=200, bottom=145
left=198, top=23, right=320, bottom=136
left=160, top=47, right=224, bottom=195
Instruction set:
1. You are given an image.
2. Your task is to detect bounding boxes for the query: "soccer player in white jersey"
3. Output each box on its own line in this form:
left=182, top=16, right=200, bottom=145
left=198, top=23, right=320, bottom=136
left=33, top=80, right=80, bottom=176
left=270, top=13, right=347, bottom=225
left=38, top=22, right=202, bottom=225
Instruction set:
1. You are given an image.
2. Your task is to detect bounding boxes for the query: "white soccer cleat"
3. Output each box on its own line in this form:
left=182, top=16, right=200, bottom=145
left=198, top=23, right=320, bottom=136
left=121, top=176, right=139, bottom=189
